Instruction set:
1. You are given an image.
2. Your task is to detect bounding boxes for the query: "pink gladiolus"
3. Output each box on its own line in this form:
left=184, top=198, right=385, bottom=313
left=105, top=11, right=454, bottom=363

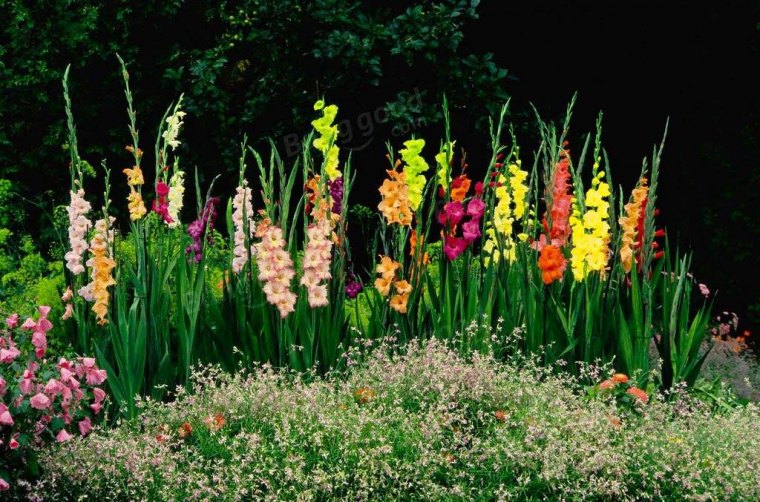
left=65, top=189, right=92, bottom=275
left=466, top=198, right=486, bottom=220
left=0, top=376, right=6, bottom=396
left=443, top=235, right=468, bottom=261
left=62, top=302, right=73, bottom=320
left=61, top=287, right=73, bottom=302
left=81, top=357, right=96, bottom=369
left=254, top=225, right=297, bottom=318
left=231, top=181, right=256, bottom=273
left=5, top=314, right=18, bottom=329
left=30, top=393, right=51, bottom=410
left=462, top=219, right=481, bottom=243
left=0, top=477, right=9, bottom=491
left=0, top=403, right=13, bottom=426
left=300, top=219, right=334, bottom=307
left=56, top=428, right=74, bottom=443
left=91, top=402, right=102, bottom=415
left=78, top=416, right=93, bottom=436
left=9, top=435, right=19, bottom=449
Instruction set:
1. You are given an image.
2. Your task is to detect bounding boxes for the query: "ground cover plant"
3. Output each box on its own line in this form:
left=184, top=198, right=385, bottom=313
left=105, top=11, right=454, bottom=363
left=33, top=339, right=760, bottom=500
left=1, top=57, right=757, bottom=497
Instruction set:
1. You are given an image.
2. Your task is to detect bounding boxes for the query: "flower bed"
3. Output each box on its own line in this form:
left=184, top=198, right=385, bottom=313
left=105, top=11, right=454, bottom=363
left=34, top=341, right=760, bottom=500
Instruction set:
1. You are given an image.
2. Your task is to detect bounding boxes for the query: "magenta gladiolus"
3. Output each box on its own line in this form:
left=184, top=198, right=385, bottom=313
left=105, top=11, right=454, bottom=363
left=466, top=198, right=486, bottom=219
left=462, top=219, right=481, bottom=243
left=443, top=201, right=464, bottom=226
left=30, top=393, right=51, bottom=410
left=443, top=235, right=468, bottom=261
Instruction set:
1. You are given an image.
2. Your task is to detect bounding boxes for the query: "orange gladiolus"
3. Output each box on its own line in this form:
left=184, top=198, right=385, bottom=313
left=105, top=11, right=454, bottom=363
left=450, top=174, right=471, bottom=202
left=538, top=244, right=567, bottom=285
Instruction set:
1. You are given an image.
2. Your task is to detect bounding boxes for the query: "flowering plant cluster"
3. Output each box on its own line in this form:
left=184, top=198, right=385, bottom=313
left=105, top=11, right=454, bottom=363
left=34, top=339, right=760, bottom=501
left=1, top=307, right=106, bottom=493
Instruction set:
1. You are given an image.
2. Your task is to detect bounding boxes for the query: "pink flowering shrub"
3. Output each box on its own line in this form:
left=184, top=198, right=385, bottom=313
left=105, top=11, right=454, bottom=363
left=0, top=307, right=106, bottom=494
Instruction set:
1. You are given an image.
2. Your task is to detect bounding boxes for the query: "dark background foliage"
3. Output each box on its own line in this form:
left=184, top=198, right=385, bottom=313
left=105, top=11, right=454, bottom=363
left=0, top=0, right=758, bottom=336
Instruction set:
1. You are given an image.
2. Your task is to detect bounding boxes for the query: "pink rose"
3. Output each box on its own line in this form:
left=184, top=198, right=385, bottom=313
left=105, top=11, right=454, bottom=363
left=30, top=393, right=51, bottom=410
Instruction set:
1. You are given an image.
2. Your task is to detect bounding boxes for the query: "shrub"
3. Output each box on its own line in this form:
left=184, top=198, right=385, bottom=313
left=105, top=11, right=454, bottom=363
left=0, top=307, right=107, bottom=494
